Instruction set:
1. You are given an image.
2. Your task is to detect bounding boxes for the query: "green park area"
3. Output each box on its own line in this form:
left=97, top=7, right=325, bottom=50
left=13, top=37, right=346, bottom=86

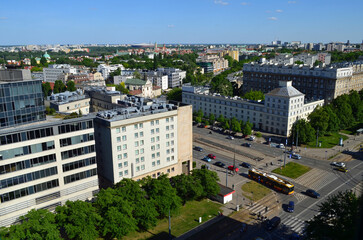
left=305, top=132, right=348, bottom=148
left=124, top=199, right=222, bottom=240
left=241, top=180, right=271, bottom=202
left=272, top=162, right=311, bottom=179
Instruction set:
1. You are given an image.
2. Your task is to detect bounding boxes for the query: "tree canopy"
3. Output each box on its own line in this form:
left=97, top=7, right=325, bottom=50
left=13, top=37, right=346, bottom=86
left=305, top=191, right=362, bottom=240
left=167, top=88, right=182, bottom=102
left=242, top=90, right=265, bottom=101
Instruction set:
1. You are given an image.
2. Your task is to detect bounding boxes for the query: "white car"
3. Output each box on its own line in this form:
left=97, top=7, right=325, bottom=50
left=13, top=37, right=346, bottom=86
left=330, top=162, right=345, bottom=168
left=227, top=135, right=234, bottom=140
left=277, top=143, right=285, bottom=149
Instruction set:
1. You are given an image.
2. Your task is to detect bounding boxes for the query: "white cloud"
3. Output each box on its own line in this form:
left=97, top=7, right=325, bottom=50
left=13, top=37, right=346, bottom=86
left=214, top=0, right=229, bottom=6
left=168, top=24, right=175, bottom=28
left=268, top=17, right=278, bottom=21
left=241, top=2, right=250, bottom=5
left=0, top=17, right=8, bottom=20
left=288, top=1, right=296, bottom=3
left=276, top=9, right=283, bottom=13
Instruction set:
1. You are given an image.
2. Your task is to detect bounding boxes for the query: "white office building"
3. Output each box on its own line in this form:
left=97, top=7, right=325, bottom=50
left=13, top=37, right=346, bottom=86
left=43, top=64, right=77, bottom=83
left=97, top=64, right=125, bottom=80
left=0, top=117, right=99, bottom=227
left=182, top=81, right=324, bottom=136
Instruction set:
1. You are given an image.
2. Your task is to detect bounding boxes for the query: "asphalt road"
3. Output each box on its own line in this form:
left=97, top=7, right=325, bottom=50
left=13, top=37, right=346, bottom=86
left=191, top=126, right=363, bottom=240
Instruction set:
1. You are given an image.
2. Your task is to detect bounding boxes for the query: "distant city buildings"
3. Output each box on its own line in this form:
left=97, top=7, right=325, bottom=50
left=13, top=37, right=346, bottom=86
left=197, top=55, right=229, bottom=73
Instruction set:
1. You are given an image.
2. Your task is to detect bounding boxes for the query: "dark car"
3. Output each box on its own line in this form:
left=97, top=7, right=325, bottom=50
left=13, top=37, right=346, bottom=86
left=287, top=201, right=295, bottom=213
left=194, top=146, right=203, bottom=152
left=306, top=189, right=320, bottom=198
left=265, top=216, right=281, bottom=231
left=214, top=161, right=225, bottom=168
left=242, top=143, right=252, bottom=147
left=241, top=162, right=251, bottom=168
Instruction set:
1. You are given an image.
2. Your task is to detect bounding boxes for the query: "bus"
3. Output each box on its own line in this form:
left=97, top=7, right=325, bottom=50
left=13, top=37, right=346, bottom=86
left=248, top=168, right=294, bottom=194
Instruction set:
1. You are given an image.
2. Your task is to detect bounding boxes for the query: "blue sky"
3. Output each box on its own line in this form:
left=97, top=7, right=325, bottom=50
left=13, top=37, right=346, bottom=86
left=0, top=0, right=362, bottom=45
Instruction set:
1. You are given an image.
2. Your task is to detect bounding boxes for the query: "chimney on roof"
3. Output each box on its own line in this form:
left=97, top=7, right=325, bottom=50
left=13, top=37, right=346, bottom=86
left=279, top=81, right=292, bottom=87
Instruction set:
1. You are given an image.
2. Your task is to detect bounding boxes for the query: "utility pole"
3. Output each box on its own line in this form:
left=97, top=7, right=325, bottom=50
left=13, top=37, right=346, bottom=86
left=316, top=127, right=319, bottom=147
left=296, top=128, right=299, bottom=150
left=284, top=139, right=287, bottom=168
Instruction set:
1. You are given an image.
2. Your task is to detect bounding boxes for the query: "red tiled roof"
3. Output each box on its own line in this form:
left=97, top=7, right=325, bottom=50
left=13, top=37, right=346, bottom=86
left=153, top=86, right=161, bottom=90
left=129, top=89, right=142, bottom=95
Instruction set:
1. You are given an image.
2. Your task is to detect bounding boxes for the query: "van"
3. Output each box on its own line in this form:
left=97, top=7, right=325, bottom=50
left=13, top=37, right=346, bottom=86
left=266, top=216, right=281, bottom=231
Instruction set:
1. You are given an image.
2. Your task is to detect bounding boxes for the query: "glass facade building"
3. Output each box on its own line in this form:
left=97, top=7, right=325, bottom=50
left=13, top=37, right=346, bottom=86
left=0, top=80, right=45, bottom=128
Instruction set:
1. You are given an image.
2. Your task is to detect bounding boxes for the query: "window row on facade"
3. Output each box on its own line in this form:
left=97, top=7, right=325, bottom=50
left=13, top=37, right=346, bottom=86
left=60, top=133, right=94, bottom=147
left=58, top=120, right=93, bottom=134
left=0, top=141, right=55, bottom=161
left=0, top=127, right=54, bottom=146
left=61, top=145, right=95, bottom=160
left=63, top=168, right=97, bottom=184
left=0, top=154, right=56, bottom=176
left=62, top=157, right=96, bottom=172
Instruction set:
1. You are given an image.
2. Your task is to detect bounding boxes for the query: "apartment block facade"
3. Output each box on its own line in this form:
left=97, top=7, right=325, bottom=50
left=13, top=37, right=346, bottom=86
left=182, top=82, right=323, bottom=136
left=243, top=62, right=363, bottom=102
left=94, top=98, right=192, bottom=186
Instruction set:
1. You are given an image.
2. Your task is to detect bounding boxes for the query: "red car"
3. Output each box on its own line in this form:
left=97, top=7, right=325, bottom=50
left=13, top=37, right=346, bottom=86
left=207, top=154, right=216, bottom=159
left=228, top=165, right=239, bottom=172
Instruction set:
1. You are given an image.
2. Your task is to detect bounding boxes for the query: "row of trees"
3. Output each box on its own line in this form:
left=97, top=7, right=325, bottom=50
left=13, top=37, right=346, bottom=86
left=290, top=89, right=363, bottom=144
left=194, top=110, right=253, bottom=136
left=0, top=169, right=220, bottom=240
left=42, top=80, right=77, bottom=97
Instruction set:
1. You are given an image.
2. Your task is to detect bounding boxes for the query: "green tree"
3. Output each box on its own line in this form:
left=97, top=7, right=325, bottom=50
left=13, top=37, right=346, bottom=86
left=55, top=200, right=101, bottom=240
left=290, top=119, right=316, bottom=144
left=115, top=82, right=129, bottom=94
left=142, top=174, right=182, bottom=218
left=348, top=90, right=363, bottom=121
left=170, top=174, right=204, bottom=204
left=217, top=114, right=225, bottom=124
left=210, top=74, right=233, bottom=96
left=95, top=188, right=137, bottom=239
left=197, top=109, right=204, bottom=119
left=5, top=209, right=61, bottom=240
left=294, top=60, right=304, bottom=64
left=324, top=106, right=340, bottom=132
left=115, top=179, right=158, bottom=231
left=231, top=117, right=241, bottom=132
left=242, top=121, right=252, bottom=136
left=332, top=96, right=354, bottom=129
left=46, top=106, right=56, bottom=115
left=223, top=120, right=230, bottom=130
left=308, top=106, right=329, bottom=136
left=40, top=56, right=48, bottom=66
left=133, top=70, right=141, bottom=79
left=305, top=191, right=361, bottom=240
left=209, top=113, right=215, bottom=126
left=166, top=88, right=182, bottom=102
left=242, top=90, right=265, bottom=101
left=109, top=67, right=121, bottom=78
left=66, top=80, right=77, bottom=92
left=195, top=116, right=202, bottom=123
left=31, top=57, right=37, bottom=66
left=191, top=169, right=220, bottom=198
left=42, top=82, right=52, bottom=97
left=53, top=80, right=66, bottom=94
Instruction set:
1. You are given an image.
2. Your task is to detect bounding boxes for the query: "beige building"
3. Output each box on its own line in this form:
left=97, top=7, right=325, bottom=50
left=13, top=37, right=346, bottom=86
left=0, top=117, right=98, bottom=227
left=94, top=97, right=192, bottom=187
left=85, top=88, right=123, bottom=112
left=46, top=91, right=90, bottom=114
left=182, top=81, right=324, bottom=136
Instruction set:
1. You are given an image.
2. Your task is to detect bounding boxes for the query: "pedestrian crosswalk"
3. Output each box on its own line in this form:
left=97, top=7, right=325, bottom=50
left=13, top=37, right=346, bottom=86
left=281, top=215, right=306, bottom=234
left=293, top=192, right=307, bottom=202
left=244, top=202, right=274, bottom=217
left=294, top=168, right=335, bottom=196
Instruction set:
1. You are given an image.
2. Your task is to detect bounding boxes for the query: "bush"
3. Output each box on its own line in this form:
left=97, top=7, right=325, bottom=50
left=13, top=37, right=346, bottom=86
left=255, top=132, right=262, bottom=138
left=193, top=161, right=196, bottom=168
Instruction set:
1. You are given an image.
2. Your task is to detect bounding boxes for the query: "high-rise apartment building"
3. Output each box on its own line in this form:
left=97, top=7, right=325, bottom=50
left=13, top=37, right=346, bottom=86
left=94, top=96, right=192, bottom=187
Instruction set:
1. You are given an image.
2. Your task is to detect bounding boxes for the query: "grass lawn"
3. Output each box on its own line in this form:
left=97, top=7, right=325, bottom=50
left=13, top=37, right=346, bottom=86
left=241, top=180, right=271, bottom=202
left=124, top=199, right=222, bottom=240
left=305, top=132, right=348, bottom=148
left=272, top=162, right=311, bottom=179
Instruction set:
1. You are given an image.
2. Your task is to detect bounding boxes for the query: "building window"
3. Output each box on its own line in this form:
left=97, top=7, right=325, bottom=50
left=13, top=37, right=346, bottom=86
left=118, top=163, right=122, bottom=169
left=139, top=123, right=143, bottom=128
left=151, top=120, right=154, bottom=126
left=124, top=170, right=128, bottom=176
left=123, top=153, right=128, bottom=159
left=166, top=118, right=170, bottom=123
left=136, top=158, right=140, bottom=163
left=122, top=144, right=127, bottom=150
left=171, top=167, right=175, bottom=172
left=135, top=150, right=139, bottom=155
left=141, top=156, right=145, bottom=162
left=134, top=124, right=138, bottom=130
left=117, top=137, right=121, bottom=142
left=166, top=134, right=169, bottom=139
left=140, top=140, right=144, bottom=146
left=136, top=166, right=140, bottom=172
left=151, top=137, right=155, bottom=143
left=116, top=128, right=120, bottom=133
left=122, top=127, right=126, bottom=132
left=141, top=165, right=145, bottom=170
left=156, top=120, right=159, bottom=125
left=134, top=133, right=138, bottom=138
left=122, top=135, right=127, bottom=141
left=140, top=131, right=144, bottom=137
left=152, top=161, right=156, bottom=167
left=152, top=153, right=155, bottom=159
left=140, top=148, right=144, bottom=154
left=124, top=161, right=128, bottom=167
left=156, top=136, right=160, bottom=141
left=118, top=154, right=122, bottom=160
left=135, top=141, right=139, bottom=147
left=157, top=160, right=160, bottom=165
left=117, top=146, right=121, bottom=151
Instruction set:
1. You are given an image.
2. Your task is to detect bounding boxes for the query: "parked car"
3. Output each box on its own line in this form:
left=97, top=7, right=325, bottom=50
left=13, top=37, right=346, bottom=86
left=214, top=161, right=225, bottom=168
left=227, top=135, right=234, bottom=140
left=248, top=136, right=256, bottom=141
left=202, top=156, right=211, bottom=162
left=277, top=143, right=285, bottom=149
left=194, top=146, right=203, bottom=152
left=291, top=154, right=301, bottom=160
left=306, top=189, right=320, bottom=198
left=287, top=201, right=295, bottom=213
left=207, top=154, right=216, bottom=159
left=242, top=143, right=252, bottom=147
left=330, top=162, right=345, bottom=168
left=241, top=162, right=251, bottom=168
left=335, top=166, right=348, bottom=172
left=228, top=165, right=239, bottom=172
left=265, top=216, right=281, bottom=231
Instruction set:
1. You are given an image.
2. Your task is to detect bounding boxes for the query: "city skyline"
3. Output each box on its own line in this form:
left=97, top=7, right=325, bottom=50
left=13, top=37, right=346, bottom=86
left=0, top=0, right=362, bottom=45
